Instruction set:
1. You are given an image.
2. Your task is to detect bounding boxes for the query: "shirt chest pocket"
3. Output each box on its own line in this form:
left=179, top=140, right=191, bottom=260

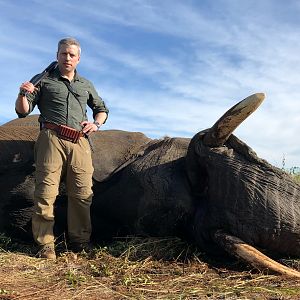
left=72, top=89, right=89, bottom=104
left=44, top=86, right=67, bottom=99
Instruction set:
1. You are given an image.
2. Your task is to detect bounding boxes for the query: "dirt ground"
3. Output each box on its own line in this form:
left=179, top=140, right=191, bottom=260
left=1, top=237, right=300, bottom=300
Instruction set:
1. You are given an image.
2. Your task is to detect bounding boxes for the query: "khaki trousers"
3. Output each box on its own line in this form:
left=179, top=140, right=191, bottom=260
left=32, top=129, right=94, bottom=246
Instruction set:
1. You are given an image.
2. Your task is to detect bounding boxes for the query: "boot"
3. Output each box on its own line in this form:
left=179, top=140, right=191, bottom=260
left=37, top=243, right=56, bottom=260
left=69, top=241, right=93, bottom=253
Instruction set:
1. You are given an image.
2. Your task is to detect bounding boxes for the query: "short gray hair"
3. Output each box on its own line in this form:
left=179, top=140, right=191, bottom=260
left=57, top=37, right=81, bottom=55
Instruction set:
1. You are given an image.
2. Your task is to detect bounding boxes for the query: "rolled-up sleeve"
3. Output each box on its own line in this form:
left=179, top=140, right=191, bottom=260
left=87, top=81, right=109, bottom=123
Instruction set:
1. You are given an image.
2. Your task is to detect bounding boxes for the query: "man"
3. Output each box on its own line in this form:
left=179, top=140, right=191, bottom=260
left=15, top=37, right=109, bottom=259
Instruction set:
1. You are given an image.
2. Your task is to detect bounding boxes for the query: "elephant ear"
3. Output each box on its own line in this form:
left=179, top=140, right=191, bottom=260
left=91, top=130, right=151, bottom=182
left=0, top=115, right=39, bottom=169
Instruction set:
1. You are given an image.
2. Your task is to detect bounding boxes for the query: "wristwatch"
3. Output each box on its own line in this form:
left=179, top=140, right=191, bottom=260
left=93, top=121, right=101, bottom=129
left=18, top=90, right=27, bottom=96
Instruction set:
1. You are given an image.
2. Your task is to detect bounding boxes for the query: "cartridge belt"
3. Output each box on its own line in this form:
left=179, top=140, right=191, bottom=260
left=42, top=122, right=85, bottom=143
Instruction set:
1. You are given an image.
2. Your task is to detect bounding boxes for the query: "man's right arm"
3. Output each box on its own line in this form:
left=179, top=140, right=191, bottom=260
left=15, top=81, right=35, bottom=116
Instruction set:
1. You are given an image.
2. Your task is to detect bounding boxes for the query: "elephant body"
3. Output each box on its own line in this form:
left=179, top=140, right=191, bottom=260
left=0, top=116, right=194, bottom=243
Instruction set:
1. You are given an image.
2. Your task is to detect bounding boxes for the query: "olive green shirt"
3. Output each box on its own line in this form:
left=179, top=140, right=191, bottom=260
left=17, top=67, right=109, bottom=131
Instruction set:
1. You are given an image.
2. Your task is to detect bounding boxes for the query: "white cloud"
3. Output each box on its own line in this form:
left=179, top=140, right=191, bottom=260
left=1, top=0, right=300, bottom=168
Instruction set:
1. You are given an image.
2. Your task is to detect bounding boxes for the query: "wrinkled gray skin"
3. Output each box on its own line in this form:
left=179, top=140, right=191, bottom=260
left=1, top=114, right=300, bottom=257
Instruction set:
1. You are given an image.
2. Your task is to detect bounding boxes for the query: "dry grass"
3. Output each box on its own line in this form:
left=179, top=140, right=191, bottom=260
left=293, top=174, right=300, bottom=184
left=1, top=236, right=300, bottom=299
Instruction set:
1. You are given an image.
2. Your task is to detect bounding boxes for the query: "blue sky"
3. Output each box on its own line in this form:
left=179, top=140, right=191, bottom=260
left=1, top=0, right=300, bottom=168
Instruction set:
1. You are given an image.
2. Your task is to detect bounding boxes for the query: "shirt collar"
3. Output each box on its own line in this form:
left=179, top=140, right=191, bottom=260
left=51, top=67, right=83, bottom=82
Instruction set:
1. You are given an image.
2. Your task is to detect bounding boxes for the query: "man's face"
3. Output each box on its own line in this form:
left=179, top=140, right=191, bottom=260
left=57, top=44, right=80, bottom=74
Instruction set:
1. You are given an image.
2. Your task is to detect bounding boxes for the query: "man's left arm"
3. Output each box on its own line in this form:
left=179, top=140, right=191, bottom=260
left=81, top=81, right=109, bottom=135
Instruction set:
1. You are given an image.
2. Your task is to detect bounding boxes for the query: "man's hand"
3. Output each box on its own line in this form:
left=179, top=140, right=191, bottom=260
left=81, top=121, right=99, bottom=135
left=19, top=81, right=35, bottom=94
left=81, top=113, right=106, bottom=135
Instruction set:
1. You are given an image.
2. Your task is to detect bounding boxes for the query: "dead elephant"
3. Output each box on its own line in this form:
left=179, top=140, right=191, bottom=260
left=1, top=93, right=300, bottom=277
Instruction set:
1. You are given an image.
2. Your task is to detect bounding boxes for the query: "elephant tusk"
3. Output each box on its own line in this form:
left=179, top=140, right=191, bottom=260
left=203, top=93, right=265, bottom=147
left=212, top=230, right=300, bottom=278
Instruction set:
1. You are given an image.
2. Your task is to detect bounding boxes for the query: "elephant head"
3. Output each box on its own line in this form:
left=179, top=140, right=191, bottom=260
left=186, top=93, right=300, bottom=277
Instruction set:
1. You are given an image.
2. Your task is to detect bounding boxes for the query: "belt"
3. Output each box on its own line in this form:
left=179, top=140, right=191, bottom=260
left=42, top=122, right=85, bottom=143
left=42, top=122, right=60, bottom=131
